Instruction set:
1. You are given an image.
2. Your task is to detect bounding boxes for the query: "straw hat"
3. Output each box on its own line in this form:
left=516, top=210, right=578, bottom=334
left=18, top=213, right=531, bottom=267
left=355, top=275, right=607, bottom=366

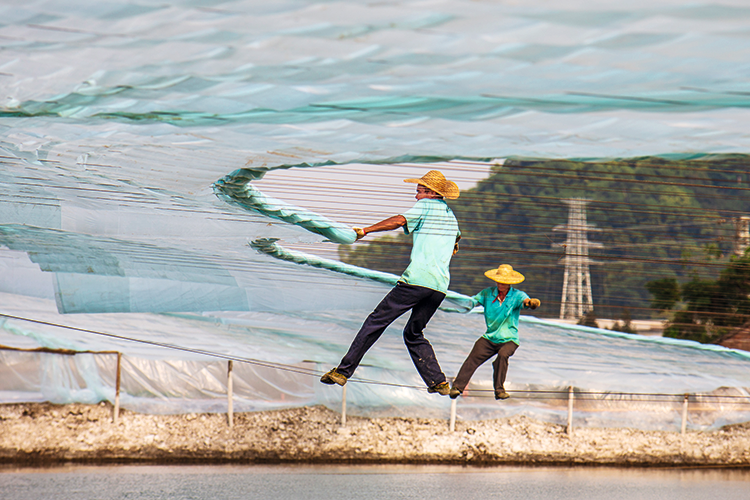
left=404, top=170, right=460, bottom=200
left=484, top=264, right=525, bottom=284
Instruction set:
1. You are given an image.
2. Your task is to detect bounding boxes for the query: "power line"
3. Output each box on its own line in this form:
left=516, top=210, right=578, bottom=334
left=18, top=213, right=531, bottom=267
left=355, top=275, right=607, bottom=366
left=4, top=156, right=750, bottom=319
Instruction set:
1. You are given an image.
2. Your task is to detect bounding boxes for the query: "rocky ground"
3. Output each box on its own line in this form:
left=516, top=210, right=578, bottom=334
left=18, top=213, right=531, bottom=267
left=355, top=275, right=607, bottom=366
left=1, top=403, right=749, bottom=466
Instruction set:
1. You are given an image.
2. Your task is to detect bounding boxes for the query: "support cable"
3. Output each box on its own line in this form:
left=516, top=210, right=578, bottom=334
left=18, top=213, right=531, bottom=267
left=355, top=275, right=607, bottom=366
left=2, top=312, right=749, bottom=403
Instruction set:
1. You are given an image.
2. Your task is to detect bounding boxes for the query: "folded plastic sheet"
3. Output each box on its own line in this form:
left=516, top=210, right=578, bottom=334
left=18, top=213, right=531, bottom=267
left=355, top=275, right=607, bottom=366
left=248, top=238, right=475, bottom=312
left=214, top=166, right=358, bottom=245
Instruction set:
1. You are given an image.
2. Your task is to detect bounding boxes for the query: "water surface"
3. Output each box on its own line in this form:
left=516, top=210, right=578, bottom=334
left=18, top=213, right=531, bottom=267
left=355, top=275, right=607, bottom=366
left=1, top=464, right=749, bottom=500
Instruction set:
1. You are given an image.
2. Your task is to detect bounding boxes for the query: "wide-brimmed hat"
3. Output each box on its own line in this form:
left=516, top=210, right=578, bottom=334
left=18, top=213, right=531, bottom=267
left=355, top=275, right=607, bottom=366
left=404, top=170, right=460, bottom=200
left=485, top=264, right=525, bottom=284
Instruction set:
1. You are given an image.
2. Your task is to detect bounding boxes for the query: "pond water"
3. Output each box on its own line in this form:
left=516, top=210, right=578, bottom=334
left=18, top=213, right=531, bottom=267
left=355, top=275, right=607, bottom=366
left=1, top=464, right=749, bottom=500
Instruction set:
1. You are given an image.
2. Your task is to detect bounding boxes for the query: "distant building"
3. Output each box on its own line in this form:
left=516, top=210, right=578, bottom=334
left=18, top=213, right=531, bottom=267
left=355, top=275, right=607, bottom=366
left=733, top=216, right=750, bottom=257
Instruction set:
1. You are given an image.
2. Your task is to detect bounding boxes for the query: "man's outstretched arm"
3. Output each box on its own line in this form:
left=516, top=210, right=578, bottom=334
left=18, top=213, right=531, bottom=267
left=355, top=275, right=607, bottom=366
left=354, top=215, right=407, bottom=240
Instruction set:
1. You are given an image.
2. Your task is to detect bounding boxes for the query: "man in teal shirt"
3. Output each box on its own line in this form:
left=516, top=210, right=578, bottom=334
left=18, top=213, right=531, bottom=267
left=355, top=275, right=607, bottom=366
left=450, top=264, right=541, bottom=400
left=321, top=170, right=461, bottom=396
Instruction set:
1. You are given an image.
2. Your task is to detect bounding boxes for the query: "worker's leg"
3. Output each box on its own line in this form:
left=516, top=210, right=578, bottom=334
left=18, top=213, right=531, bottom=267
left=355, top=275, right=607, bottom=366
left=337, top=283, right=421, bottom=378
left=451, top=337, right=499, bottom=394
left=402, top=286, right=447, bottom=387
left=491, top=341, right=518, bottom=397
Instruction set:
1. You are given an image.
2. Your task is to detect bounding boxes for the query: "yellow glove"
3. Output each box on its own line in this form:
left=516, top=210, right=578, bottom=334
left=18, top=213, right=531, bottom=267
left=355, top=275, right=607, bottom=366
left=452, top=241, right=459, bottom=255
left=353, top=227, right=366, bottom=240
left=526, top=298, right=541, bottom=310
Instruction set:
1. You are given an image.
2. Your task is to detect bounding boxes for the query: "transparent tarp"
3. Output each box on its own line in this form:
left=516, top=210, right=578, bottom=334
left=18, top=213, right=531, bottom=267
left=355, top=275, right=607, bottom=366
left=2, top=293, right=749, bottom=430
left=2, top=0, right=750, bottom=431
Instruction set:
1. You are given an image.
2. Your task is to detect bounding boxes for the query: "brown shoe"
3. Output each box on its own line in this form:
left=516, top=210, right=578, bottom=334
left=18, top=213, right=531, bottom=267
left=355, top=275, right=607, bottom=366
left=320, top=368, right=347, bottom=386
left=428, top=381, right=450, bottom=396
left=449, top=387, right=462, bottom=399
left=495, top=390, right=510, bottom=400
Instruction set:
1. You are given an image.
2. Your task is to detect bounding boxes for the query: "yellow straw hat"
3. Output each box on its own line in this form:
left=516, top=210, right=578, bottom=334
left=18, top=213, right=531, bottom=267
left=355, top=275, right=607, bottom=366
left=484, top=264, right=525, bottom=284
left=404, top=170, right=460, bottom=200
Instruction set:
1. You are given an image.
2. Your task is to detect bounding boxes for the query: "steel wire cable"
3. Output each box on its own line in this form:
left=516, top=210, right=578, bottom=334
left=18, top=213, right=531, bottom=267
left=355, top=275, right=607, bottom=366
left=15, top=154, right=750, bottom=179
left=237, top=178, right=750, bottom=219
left=5, top=251, right=732, bottom=317
left=252, top=159, right=750, bottom=193
left=4, top=157, right=750, bottom=319
left=351, top=239, right=736, bottom=270
left=5, top=159, right=748, bottom=212
left=448, top=158, right=750, bottom=177
left=1, top=231, right=739, bottom=314
left=0, top=313, right=323, bottom=378
left=478, top=163, right=750, bottom=188
left=8, top=155, right=750, bottom=182
left=2, top=313, right=749, bottom=403
left=1, top=190, right=743, bottom=249
left=253, top=168, right=750, bottom=201
left=6, top=160, right=750, bottom=218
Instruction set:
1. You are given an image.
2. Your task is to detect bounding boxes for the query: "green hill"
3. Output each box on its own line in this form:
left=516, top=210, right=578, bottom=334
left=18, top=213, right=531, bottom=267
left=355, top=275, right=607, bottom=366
left=340, top=155, right=750, bottom=320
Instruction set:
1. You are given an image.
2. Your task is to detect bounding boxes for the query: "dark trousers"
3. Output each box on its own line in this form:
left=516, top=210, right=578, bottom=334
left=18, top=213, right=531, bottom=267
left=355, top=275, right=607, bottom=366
left=337, top=282, right=447, bottom=387
left=452, top=337, right=518, bottom=395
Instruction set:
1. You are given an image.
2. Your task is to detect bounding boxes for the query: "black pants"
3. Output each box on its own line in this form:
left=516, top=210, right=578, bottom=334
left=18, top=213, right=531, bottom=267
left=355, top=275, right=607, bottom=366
left=452, top=337, right=518, bottom=396
left=337, top=282, right=447, bottom=387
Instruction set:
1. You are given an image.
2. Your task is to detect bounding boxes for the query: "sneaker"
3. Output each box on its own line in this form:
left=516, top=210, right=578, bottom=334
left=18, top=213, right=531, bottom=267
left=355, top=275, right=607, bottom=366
left=495, top=390, right=510, bottom=400
left=320, top=368, right=347, bottom=386
left=428, top=381, right=450, bottom=396
left=449, top=387, right=462, bottom=399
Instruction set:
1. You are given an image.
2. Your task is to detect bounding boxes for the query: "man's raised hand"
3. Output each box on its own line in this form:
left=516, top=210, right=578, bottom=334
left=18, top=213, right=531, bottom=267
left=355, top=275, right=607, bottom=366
left=524, top=298, right=541, bottom=309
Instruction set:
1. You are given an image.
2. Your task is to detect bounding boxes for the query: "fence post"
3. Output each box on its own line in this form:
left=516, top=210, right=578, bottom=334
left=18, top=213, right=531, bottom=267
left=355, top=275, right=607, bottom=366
left=341, top=384, right=347, bottom=427
left=681, top=394, right=689, bottom=434
left=566, top=386, right=574, bottom=435
left=113, top=352, right=121, bottom=424
left=341, top=385, right=346, bottom=427
left=227, top=360, right=234, bottom=428
left=449, top=398, right=457, bottom=432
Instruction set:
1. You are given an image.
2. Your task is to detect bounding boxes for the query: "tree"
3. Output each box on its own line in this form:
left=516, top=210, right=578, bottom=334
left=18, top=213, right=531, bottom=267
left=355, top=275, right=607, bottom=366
left=649, top=252, right=750, bottom=344
left=338, top=155, right=750, bottom=318
left=609, top=309, right=637, bottom=334
left=645, top=278, right=680, bottom=311
left=338, top=234, right=411, bottom=277
left=577, top=310, right=599, bottom=328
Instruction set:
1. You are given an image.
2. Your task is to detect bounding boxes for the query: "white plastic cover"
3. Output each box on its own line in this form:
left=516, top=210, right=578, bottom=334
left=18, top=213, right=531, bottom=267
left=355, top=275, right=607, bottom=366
left=1, top=0, right=750, bottom=430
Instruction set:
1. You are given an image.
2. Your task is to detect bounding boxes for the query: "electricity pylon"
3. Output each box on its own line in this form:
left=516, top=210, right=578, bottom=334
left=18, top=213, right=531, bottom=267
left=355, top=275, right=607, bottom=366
left=553, top=199, right=603, bottom=320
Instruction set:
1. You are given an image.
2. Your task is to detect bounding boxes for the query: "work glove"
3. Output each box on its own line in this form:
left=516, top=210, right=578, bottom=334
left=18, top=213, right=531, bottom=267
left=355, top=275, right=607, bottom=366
left=525, top=298, right=541, bottom=310
left=353, top=227, right=366, bottom=240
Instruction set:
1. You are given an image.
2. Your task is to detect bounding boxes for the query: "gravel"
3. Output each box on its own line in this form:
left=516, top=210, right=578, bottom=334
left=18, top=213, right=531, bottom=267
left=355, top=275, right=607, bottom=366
left=2, top=403, right=749, bottom=466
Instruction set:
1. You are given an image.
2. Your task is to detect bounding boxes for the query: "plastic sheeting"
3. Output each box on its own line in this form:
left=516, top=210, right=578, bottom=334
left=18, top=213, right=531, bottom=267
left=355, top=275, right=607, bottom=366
left=248, top=238, right=475, bottom=312
left=0, top=349, right=316, bottom=414
left=215, top=167, right=358, bottom=245
left=3, top=1, right=750, bottom=163
left=2, top=0, right=750, bottom=429
left=2, top=293, right=749, bottom=430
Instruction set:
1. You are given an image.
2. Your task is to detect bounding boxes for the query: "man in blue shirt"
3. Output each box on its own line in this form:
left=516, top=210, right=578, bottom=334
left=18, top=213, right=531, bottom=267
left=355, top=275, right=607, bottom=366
left=321, top=170, right=461, bottom=396
left=449, top=264, right=541, bottom=400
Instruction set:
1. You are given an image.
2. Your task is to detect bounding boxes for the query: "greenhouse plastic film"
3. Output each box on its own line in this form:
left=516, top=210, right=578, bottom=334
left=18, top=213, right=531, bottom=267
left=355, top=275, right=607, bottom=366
left=1, top=0, right=750, bottom=431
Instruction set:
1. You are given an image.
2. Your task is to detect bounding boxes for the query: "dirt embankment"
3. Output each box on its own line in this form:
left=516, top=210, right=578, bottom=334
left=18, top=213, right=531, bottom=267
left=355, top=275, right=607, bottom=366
left=1, top=403, right=749, bottom=466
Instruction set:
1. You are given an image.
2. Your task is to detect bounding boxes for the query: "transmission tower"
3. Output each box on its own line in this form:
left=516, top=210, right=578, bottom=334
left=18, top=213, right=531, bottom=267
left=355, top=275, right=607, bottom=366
left=733, top=216, right=750, bottom=257
left=553, top=199, right=603, bottom=320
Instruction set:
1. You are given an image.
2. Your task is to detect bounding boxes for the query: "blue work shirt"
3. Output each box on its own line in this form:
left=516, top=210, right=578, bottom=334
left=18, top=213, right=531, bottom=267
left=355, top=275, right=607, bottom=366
left=470, top=286, right=530, bottom=345
left=399, top=198, right=460, bottom=294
